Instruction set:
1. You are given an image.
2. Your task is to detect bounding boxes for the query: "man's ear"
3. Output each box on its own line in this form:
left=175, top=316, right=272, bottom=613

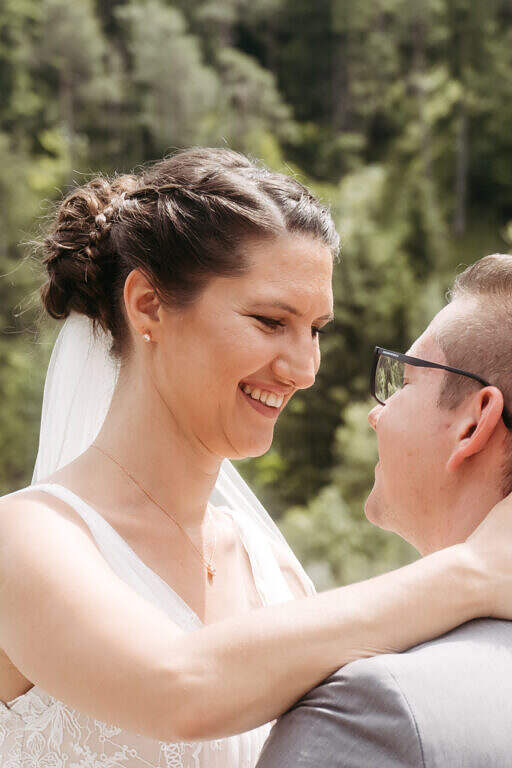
left=446, top=386, right=505, bottom=473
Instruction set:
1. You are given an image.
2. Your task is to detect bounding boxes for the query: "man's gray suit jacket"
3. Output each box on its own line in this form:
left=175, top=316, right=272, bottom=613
left=255, top=618, right=512, bottom=767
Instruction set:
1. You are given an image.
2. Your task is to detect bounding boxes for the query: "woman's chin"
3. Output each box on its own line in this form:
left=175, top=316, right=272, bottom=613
left=245, top=441, right=274, bottom=459
left=225, top=435, right=274, bottom=460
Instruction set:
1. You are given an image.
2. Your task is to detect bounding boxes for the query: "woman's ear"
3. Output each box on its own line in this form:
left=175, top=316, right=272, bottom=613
left=446, top=386, right=505, bottom=473
left=124, top=268, right=161, bottom=337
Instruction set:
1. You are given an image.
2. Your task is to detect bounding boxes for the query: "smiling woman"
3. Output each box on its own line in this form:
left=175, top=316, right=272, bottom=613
left=1, top=147, right=343, bottom=766
left=4, top=147, right=512, bottom=768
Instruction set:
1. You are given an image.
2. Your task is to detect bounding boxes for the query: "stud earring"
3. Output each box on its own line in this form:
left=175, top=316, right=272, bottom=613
left=143, top=332, right=151, bottom=342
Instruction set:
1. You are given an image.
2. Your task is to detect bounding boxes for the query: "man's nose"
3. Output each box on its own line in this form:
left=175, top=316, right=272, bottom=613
left=368, top=404, right=382, bottom=431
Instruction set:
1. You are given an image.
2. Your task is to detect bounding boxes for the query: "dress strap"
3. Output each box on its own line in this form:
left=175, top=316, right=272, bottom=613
left=7, top=482, right=203, bottom=631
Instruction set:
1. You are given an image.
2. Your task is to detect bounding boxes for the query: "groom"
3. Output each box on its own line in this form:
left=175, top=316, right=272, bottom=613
left=256, top=253, right=512, bottom=767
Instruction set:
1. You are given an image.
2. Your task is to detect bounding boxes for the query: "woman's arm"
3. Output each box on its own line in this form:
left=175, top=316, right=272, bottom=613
left=0, top=492, right=504, bottom=744
left=174, top=543, right=481, bottom=740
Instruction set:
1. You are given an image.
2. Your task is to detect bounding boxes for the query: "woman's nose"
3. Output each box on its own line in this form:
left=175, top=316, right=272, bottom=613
left=272, top=346, right=318, bottom=391
left=368, top=404, right=382, bottom=430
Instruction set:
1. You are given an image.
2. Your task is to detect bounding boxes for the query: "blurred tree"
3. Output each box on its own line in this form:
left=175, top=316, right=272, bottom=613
left=213, top=47, right=298, bottom=153
left=116, top=0, right=219, bottom=154
left=0, top=0, right=42, bottom=138
left=238, top=0, right=286, bottom=72
left=0, top=129, right=70, bottom=495
left=33, top=0, right=116, bottom=176
left=1, top=0, right=512, bottom=584
left=195, top=0, right=239, bottom=50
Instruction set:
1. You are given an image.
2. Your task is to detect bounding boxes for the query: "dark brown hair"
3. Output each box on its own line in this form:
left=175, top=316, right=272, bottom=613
left=435, top=253, right=512, bottom=494
left=38, top=147, right=340, bottom=359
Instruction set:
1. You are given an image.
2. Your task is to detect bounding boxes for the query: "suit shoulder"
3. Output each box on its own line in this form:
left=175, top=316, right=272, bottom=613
left=375, top=617, right=512, bottom=675
left=325, top=618, right=512, bottom=768
left=331, top=618, right=512, bottom=703
left=260, top=651, right=425, bottom=768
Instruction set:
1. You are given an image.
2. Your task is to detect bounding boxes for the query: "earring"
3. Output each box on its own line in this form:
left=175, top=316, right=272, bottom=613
left=143, top=332, right=151, bottom=342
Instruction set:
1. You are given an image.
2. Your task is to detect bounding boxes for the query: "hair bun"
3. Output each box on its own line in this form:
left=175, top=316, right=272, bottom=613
left=39, top=175, right=136, bottom=328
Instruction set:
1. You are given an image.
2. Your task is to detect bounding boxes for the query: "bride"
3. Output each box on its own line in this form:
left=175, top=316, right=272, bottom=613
left=1, top=146, right=511, bottom=768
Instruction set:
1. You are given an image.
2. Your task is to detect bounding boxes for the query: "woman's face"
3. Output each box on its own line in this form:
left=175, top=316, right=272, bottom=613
left=156, top=232, right=334, bottom=460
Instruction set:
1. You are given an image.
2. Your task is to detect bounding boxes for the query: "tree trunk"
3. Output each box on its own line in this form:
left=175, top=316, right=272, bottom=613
left=412, top=9, right=431, bottom=179
left=453, top=102, right=468, bottom=235
left=59, top=68, right=75, bottom=181
left=331, top=33, right=350, bottom=131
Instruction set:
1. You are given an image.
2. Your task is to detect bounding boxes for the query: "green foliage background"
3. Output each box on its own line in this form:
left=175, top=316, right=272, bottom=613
left=2, top=0, right=511, bottom=587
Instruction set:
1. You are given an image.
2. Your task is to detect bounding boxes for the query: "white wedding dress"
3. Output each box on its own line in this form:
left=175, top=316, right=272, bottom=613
left=0, top=481, right=310, bottom=768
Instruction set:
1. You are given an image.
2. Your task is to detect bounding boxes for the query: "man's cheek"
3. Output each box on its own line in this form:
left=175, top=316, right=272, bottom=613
left=381, top=431, right=404, bottom=467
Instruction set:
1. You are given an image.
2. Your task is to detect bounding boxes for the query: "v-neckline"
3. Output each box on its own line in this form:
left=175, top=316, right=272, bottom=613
left=29, top=482, right=267, bottom=630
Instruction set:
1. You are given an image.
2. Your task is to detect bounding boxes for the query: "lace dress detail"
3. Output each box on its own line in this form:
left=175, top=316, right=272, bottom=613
left=0, top=482, right=306, bottom=768
left=0, top=685, right=270, bottom=767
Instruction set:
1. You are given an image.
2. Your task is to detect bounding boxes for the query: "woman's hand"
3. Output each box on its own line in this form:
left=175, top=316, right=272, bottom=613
left=463, top=490, right=512, bottom=620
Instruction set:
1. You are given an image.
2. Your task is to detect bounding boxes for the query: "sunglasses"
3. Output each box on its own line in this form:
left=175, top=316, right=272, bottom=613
left=370, top=346, right=512, bottom=430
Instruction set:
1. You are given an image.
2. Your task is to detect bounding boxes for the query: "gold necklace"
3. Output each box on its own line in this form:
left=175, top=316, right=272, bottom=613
left=90, top=444, right=217, bottom=583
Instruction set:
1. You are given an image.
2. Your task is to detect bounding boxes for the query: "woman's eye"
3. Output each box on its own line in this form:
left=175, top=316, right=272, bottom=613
left=254, top=316, right=284, bottom=330
left=253, top=316, right=328, bottom=339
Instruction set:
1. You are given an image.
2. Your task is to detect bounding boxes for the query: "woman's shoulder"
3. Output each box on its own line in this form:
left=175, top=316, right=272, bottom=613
left=0, top=485, right=108, bottom=592
left=0, top=485, right=92, bottom=538
left=0, top=486, right=57, bottom=527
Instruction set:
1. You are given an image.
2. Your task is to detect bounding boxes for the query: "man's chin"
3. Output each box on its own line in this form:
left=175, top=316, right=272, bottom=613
left=364, top=490, right=382, bottom=527
left=365, top=491, right=415, bottom=546
left=364, top=487, right=396, bottom=533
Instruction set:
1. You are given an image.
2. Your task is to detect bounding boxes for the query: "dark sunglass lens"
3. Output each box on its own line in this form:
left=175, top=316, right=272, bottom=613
left=375, top=355, right=404, bottom=402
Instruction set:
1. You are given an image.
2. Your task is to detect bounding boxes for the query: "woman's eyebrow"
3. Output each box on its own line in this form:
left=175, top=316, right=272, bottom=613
left=251, top=300, right=334, bottom=323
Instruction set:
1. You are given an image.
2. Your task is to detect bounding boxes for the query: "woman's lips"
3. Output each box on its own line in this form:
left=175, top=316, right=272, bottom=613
left=238, top=384, right=281, bottom=419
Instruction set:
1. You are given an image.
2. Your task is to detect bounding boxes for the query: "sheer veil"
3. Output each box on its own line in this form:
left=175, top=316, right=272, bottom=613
left=31, top=311, right=315, bottom=595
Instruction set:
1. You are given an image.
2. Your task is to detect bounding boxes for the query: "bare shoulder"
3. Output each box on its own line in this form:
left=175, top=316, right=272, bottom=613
left=0, top=486, right=92, bottom=530
left=0, top=486, right=187, bottom=741
left=0, top=487, right=111, bottom=581
left=268, top=536, right=313, bottom=599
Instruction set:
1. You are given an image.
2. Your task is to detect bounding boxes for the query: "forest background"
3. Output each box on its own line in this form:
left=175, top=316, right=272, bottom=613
left=2, top=0, right=511, bottom=589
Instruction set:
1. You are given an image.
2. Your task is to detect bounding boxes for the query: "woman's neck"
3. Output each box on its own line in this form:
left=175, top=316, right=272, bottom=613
left=84, top=367, right=222, bottom=531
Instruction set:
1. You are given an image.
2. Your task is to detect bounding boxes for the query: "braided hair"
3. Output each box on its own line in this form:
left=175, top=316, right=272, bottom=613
left=39, top=147, right=339, bottom=359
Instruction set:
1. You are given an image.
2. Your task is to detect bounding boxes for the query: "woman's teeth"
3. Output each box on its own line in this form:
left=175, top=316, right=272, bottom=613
left=240, top=383, right=284, bottom=408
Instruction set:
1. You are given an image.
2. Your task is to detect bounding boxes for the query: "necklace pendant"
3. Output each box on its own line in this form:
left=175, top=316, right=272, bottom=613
left=207, top=566, right=216, bottom=584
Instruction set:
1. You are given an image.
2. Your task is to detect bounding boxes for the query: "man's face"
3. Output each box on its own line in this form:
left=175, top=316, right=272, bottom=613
left=364, top=302, right=466, bottom=553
